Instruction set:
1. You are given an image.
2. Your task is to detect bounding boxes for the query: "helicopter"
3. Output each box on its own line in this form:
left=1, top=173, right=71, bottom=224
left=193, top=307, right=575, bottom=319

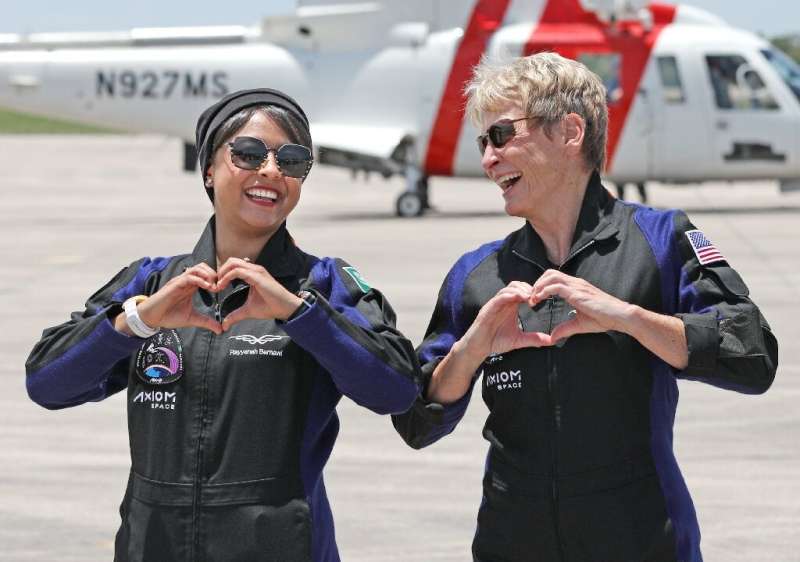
left=2, top=0, right=799, bottom=216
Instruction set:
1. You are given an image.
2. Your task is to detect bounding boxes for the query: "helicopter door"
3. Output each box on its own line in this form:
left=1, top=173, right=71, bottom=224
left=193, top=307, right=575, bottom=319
left=577, top=51, right=653, bottom=180
left=650, top=52, right=712, bottom=181
left=703, top=52, right=795, bottom=179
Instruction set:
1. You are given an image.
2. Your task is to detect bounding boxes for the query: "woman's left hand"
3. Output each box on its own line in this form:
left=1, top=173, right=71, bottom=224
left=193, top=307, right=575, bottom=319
left=215, top=257, right=303, bottom=331
left=530, top=269, right=636, bottom=342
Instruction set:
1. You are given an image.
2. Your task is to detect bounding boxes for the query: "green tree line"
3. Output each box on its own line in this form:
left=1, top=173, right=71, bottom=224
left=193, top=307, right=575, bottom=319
left=771, top=35, right=800, bottom=62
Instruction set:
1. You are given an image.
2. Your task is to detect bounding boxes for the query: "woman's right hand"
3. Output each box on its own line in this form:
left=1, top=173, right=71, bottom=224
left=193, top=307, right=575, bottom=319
left=427, top=282, right=551, bottom=404
left=459, top=281, right=551, bottom=359
left=114, top=263, right=223, bottom=336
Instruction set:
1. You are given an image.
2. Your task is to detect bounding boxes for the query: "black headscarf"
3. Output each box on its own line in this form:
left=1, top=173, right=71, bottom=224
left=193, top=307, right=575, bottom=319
left=195, top=88, right=310, bottom=200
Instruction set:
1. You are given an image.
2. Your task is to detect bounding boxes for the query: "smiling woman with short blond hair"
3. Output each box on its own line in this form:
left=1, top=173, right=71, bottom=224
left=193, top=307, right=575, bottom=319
left=393, top=52, right=777, bottom=562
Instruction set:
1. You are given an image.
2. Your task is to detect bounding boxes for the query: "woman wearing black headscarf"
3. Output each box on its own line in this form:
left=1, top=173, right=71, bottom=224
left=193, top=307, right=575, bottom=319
left=26, top=88, right=420, bottom=562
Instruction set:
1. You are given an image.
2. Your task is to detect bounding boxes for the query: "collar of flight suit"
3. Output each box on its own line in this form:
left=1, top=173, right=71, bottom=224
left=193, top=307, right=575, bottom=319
left=191, top=216, right=305, bottom=284
left=511, top=171, right=620, bottom=269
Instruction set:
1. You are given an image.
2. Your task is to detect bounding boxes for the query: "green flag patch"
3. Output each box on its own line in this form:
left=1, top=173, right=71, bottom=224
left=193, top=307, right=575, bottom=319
left=342, top=266, right=371, bottom=294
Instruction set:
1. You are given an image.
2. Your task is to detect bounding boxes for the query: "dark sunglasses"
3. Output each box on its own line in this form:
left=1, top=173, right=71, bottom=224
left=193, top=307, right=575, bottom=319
left=228, top=136, right=313, bottom=179
left=476, top=117, right=533, bottom=155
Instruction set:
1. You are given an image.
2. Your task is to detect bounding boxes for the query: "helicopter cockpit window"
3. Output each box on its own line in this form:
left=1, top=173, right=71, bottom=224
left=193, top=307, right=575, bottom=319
left=579, top=53, right=622, bottom=104
left=656, top=55, right=685, bottom=103
left=705, top=55, right=779, bottom=110
left=761, top=47, right=800, bottom=103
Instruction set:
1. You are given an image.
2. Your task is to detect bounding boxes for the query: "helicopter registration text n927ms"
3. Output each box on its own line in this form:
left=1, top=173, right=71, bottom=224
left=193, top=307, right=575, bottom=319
left=2, top=0, right=799, bottom=216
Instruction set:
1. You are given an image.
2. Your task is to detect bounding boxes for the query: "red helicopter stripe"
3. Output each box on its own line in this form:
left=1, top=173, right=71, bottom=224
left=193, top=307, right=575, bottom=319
left=523, top=0, right=676, bottom=172
left=423, top=0, right=512, bottom=176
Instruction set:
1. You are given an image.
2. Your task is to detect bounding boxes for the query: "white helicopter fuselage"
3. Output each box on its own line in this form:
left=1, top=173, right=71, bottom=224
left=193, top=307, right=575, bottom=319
left=1, top=0, right=799, bottom=214
left=613, top=24, right=800, bottom=184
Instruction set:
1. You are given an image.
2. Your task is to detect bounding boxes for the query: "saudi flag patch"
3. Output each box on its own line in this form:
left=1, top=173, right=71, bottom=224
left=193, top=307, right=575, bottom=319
left=343, top=266, right=371, bottom=293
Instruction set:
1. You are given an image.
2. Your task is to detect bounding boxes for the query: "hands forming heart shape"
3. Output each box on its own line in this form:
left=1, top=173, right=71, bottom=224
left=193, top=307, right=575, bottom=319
left=130, top=258, right=303, bottom=336
left=462, top=272, right=634, bottom=358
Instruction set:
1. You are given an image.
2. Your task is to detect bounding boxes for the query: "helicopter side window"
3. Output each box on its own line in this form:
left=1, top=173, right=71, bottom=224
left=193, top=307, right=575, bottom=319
left=656, top=55, right=685, bottom=103
left=579, top=53, right=622, bottom=104
left=705, top=55, right=779, bottom=110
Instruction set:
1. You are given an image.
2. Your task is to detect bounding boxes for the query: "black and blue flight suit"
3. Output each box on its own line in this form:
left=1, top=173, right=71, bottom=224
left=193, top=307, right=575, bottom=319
left=26, top=219, right=420, bottom=562
left=392, top=173, right=778, bottom=562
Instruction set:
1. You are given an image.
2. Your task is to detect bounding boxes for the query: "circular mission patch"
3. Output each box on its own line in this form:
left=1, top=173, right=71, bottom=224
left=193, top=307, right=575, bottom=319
left=135, top=329, right=185, bottom=385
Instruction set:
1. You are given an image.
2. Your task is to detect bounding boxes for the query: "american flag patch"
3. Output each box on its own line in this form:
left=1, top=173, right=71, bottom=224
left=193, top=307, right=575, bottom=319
left=686, top=230, right=725, bottom=265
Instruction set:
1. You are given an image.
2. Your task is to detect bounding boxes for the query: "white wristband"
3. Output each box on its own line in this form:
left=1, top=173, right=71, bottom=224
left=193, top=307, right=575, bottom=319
left=123, top=296, right=159, bottom=338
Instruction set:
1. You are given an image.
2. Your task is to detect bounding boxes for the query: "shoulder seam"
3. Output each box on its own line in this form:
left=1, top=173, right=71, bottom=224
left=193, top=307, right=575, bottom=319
left=109, top=255, right=180, bottom=302
left=448, top=239, right=504, bottom=334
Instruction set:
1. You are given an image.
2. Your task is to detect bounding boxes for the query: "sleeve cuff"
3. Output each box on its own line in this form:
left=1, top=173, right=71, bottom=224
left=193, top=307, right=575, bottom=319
left=415, top=355, right=474, bottom=425
left=278, top=289, right=321, bottom=329
left=101, top=304, right=153, bottom=346
left=676, top=312, right=719, bottom=375
left=100, top=314, right=151, bottom=349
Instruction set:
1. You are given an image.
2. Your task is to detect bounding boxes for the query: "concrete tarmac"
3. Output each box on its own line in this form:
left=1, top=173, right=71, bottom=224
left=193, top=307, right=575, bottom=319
left=1, top=135, right=798, bottom=561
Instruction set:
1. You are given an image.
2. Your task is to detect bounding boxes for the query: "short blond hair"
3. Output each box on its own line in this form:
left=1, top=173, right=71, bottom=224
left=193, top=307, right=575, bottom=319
left=465, top=52, right=608, bottom=172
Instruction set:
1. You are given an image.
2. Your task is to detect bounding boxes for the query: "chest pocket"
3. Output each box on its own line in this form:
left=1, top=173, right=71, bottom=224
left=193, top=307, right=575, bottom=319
left=207, top=319, right=312, bottom=482
left=217, top=318, right=304, bottom=405
left=479, top=348, right=551, bottom=464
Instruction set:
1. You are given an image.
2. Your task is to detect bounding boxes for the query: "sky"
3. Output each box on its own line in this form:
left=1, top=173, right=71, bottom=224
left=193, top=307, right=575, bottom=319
left=3, top=0, right=798, bottom=38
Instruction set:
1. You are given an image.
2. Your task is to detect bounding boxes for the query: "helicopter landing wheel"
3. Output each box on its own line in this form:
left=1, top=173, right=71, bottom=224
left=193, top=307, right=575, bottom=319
left=395, top=191, right=424, bottom=217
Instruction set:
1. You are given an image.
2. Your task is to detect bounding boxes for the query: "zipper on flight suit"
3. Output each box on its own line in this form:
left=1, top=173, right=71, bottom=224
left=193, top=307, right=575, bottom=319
left=191, top=285, right=249, bottom=559
left=512, top=249, right=565, bottom=558
left=513, top=239, right=595, bottom=561
left=546, top=238, right=596, bottom=435
left=545, top=331, right=565, bottom=561
left=191, top=291, right=218, bottom=561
